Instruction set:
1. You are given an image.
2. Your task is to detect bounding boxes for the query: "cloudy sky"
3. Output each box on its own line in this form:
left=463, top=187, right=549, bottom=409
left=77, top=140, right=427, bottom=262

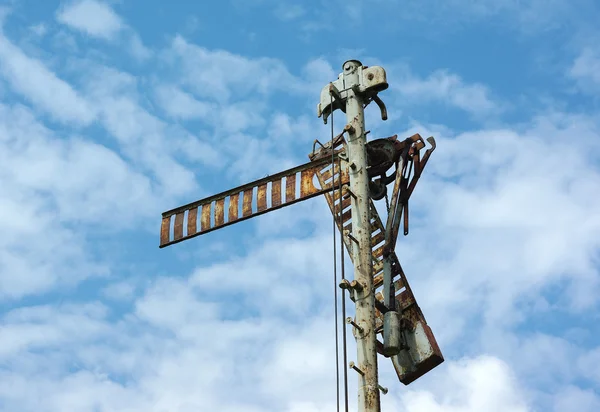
left=1, top=0, right=599, bottom=411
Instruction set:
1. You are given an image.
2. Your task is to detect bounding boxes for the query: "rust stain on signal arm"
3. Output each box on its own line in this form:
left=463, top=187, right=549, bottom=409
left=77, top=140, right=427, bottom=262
left=371, top=234, right=444, bottom=385
left=392, top=292, right=445, bottom=385
left=375, top=294, right=444, bottom=385
left=160, top=155, right=349, bottom=248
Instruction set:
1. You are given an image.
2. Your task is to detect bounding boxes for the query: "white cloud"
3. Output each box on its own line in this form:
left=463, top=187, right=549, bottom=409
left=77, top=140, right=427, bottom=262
left=274, top=4, right=306, bottom=21
left=128, top=32, right=152, bottom=61
left=552, top=386, right=600, bottom=412
left=189, top=234, right=338, bottom=317
left=368, top=0, right=589, bottom=35
left=272, top=0, right=582, bottom=35
left=569, top=46, right=600, bottom=91
left=393, top=112, right=600, bottom=335
left=0, top=262, right=538, bottom=412
left=0, top=35, right=210, bottom=299
left=0, top=99, right=157, bottom=226
left=0, top=28, right=325, bottom=302
left=96, top=94, right=199, bottom=196
left=0, top=144, right=598, bottom=407
left=479, top=330, right=584, bottom=392
left=0, top=31, right=95, bottom=125
left=0, top=103, right=110, bottom=298
left=0, top=303, right=110, bottom=357
left=165, top=35, right=305, bottom=102
left=391, top=67, right=498, bottom=116
left=301, top=57, right=336, bottom=93
left=55, top=1, right=152, bottom=61
left=577, top=346, right=600, bottom=384
left=101, top=279, right=138, bottom=301
left=153, top=84, right=213, bottom=120
left=56, top=0, right=124, bottom=40
left=29, top=23, right=47, bottom=37
left=401, top=356, right=530, bottom=412
left=51, top=29, right=79, bottom=52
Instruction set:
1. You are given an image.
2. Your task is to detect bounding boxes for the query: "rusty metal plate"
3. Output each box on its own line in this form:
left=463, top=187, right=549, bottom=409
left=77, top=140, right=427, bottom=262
left=391, top=305, right=444, bottom=385
left=173, top=212, right=184, bottom=241
left=257, top=184, right=267, bottom=212
left=272, top=180, right=282, bottom=207
left=187, top=207, right=198, bottom=236
left=201, top=204, right=211, bottom=231
left=160, top=217, right=170, bottom=246
left=160, top=155, right=349, bottom=248
left=242, top=189, right=253, bottom=218
left=285, top=174, right=296, bottom=202
left=361, top=66, right=388, bottom=93
left=229, top=193, right=239, bottom=222
left=215, top=198, right=225, bottom=226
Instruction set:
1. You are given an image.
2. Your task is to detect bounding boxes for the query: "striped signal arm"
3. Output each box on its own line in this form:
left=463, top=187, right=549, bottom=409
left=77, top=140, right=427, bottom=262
left=159, top=154, right=349, bottom=248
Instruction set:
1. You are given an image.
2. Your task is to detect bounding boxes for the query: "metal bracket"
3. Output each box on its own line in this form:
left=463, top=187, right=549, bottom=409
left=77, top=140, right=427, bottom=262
left=383, top=134, right=436, bottom=255
left=317, top=65, right=389, bottom=124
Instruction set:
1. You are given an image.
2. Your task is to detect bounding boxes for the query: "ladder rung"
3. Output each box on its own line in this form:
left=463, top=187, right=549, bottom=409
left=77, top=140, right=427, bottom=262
left=372, top=244, right=385, bottom=260
left=319, top=163, right=342, bottom=182
left=371, top=231, right=385, bottom=247
left=373, top=260, right=384, bottom=274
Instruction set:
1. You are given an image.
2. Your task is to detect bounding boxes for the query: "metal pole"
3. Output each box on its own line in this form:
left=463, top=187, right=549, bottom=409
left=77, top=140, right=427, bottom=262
left=343, top=60, right=381, bottom=412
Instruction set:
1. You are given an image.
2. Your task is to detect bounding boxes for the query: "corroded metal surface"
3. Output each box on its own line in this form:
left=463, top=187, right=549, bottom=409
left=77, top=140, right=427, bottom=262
left=390, top=309, right=444, bottom=385
left=160, top=155, right=349, bottom=248
left=316, top=163, right=407, bottom=312
left=385, top=133, right=436, bottom=250
left=313, top=134, right=443, bottom=386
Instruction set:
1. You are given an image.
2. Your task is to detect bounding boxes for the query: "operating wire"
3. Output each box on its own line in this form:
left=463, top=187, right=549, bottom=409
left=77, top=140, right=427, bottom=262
left=330, top=91, right=350, bottom=412
left=338, top=133, right=349, bottom=412
left=330, top=91, right=341, bottom=412
left=330, top=86, right=350, bottom=412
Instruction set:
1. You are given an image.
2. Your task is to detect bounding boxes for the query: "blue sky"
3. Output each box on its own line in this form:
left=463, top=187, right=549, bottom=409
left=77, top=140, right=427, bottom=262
left=1, top=0, right=599, bottom=411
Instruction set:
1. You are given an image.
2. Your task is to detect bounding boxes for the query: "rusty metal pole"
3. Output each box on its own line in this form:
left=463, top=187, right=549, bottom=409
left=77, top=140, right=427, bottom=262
left=342, top=59, right=381, bottom=412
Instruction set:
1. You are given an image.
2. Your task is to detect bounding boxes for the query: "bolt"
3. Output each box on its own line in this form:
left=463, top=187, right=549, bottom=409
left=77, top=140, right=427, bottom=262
left=378, top=385, right=388, bottom=395
left=344, top=124, right=355, bottom=134
left=349, top=361, right=365, bottom=376
left=350, top=280, right=363, bottom=291
left=368, top=73, right=374, bottom=81
left=347, top=232, right=359, bottom=245
left=346, top=317, right=364, bottom=333
left=343, top=185, right=357, bottom=199
left=339, top=279, right=352, bottom=290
